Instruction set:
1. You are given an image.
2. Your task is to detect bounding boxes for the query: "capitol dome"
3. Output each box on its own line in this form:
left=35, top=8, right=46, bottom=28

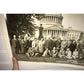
left=40, top=14, right=63, bottom=28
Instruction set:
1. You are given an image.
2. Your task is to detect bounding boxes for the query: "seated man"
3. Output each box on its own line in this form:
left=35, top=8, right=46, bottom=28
left=42, top=48, right=51, bottom=57
left=51, top=47, right=58, bottom=57
left=58, top=48, right=65, bottom=58
left=65, top=48, right=72, bottom=59
left=72, top=49, right=78, bottom=59
left=26, top=47, right=34, bottom=57
left=33, top=47, right=39, bottom=57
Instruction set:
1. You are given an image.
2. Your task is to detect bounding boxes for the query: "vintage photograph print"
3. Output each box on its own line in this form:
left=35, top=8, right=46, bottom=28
left=6, top=14, right=84, bottom=65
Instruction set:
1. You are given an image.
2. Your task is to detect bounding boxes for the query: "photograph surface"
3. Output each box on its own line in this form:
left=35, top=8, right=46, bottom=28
left=6, top=14, right=84, bottom=65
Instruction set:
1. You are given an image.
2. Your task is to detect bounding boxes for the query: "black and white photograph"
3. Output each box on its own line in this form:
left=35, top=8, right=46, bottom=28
left=6, top=14, right=84, bottom=66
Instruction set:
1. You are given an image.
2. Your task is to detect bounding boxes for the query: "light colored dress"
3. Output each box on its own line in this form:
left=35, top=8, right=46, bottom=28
left=66, top=50, right=72, bottom=59
left=72, top=51, right=78, bottom=59
left=42, top=49, right=51, bottom=57
left=58, top=50, right=65, bottom=58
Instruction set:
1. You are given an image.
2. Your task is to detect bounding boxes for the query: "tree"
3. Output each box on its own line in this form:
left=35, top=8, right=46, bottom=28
left=6, top=14, right=45, bottom=38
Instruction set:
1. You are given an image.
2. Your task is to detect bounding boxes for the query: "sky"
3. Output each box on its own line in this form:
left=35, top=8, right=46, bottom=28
left=62, top=14, right=84, bottom=31
left=5, top=14, right=84, bottom=31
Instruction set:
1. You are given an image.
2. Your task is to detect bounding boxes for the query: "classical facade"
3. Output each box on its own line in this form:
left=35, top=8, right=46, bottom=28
left=35, top=14, right=84, bottom=41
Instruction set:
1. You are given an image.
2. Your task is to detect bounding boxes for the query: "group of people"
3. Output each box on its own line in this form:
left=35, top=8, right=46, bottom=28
left=11, top=34, right=84, bottom=60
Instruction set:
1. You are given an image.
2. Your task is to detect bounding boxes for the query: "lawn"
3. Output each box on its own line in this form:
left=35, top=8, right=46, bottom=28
left=13, top=53, right=84, bottom=66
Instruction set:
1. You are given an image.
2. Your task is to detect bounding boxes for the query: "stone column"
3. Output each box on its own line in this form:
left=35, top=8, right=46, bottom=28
left=44, top=30, right=46, bottom=36
left=54, top=16, right=55, bottom=21
left=59, top=18, right=61, bottom=24
left=47, top=16, right=49, bottom=20
left=46, top=16, right=47, bottom=21
left=59, top=30, right=60, bottom=35
left=51, top=16, right=52, bottom=21
left=48, top=30, right=49, bottom=35
left=51, top=30, right=52, bottom=36
left=61, top=31, right=63, bottom=36
left=56, top=17, right=58, bottom=23
left=49, top=30, right=51, bottom=37
left=60, top=30, right=62, bottom=36
left=55, top=17, right=56, bottom=22
left=50, top=30, right=51, bottom=36
left=57, top=30, right=58, bottom=37
left=46, top=30, right=47, bottom=35
left=52, top=30, right=53, bottom=36
left=49, top=16, right=50, bottom=21
left=56, top=17, right=57, bottom=23
left=56, top=30, right=57, bottom=36
left=52, top=16, right=53, bottom=21
left=50, top=16, right=51, bottom=21
left=55, top=30, right=56, bottom=36
left=58, top=30, right=59, bottom=35
left=52, top=30, right=54, bottom=36
left=57, top=30, right=58, bottom=35
left=52, top=16, right=54, bottom=21
left=63, top=31, right=64, bottom=37
left=54, top=30, right=55, bottom=36
left=55, top=30, right=56, bottom=37
left=53, top=16, right=54, bottom=21
left=53, top=30, right=54, bottom=36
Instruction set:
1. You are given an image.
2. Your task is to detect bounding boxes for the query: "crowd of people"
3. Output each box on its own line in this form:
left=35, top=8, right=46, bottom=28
left=11, top=34, right=84, bottom=60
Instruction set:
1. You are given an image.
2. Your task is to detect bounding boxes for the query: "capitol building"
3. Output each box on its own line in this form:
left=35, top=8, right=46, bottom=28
left=35, top=14, right=84, bottom=41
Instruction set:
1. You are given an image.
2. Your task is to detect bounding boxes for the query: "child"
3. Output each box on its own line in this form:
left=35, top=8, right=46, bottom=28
left=65, top=48, right=72, bottom=59
left=42, top=48, right=51, bottom=57
left=51, top=47, right=58, bottom=57
left=72, top=49, right=78, bottom=59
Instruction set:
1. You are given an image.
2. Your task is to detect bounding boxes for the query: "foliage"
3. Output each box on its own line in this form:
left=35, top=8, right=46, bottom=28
left=6, top=14, right=45, bottom=38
